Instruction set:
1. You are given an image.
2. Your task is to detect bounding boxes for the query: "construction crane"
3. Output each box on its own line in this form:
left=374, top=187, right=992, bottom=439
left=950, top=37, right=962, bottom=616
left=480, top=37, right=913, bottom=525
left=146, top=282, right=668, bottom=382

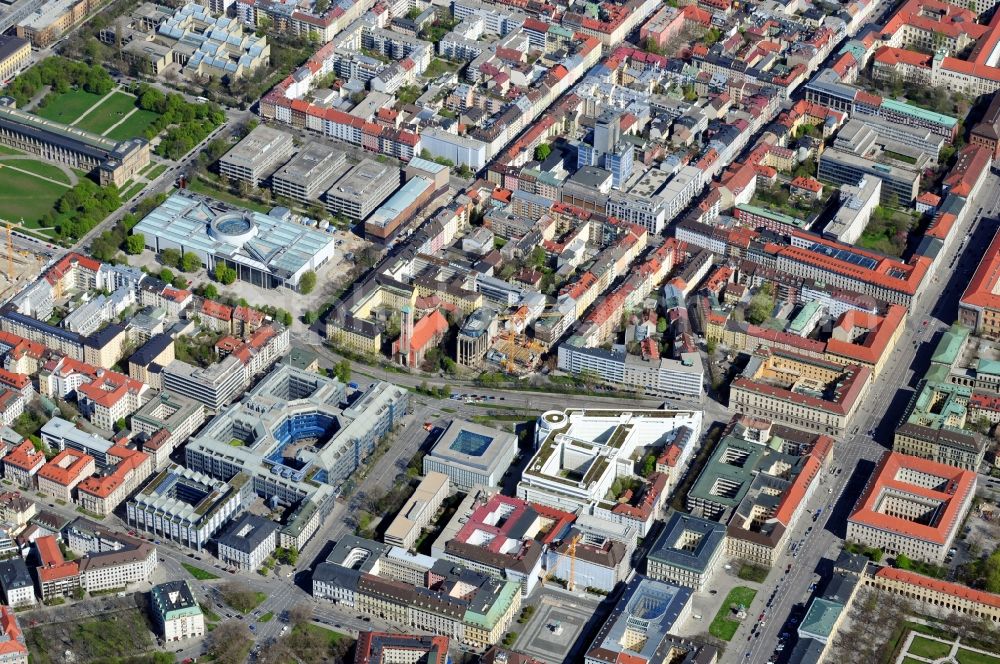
left=5, top=222, right=12, bottom=282
left=566, top=533, right=582, bottom=592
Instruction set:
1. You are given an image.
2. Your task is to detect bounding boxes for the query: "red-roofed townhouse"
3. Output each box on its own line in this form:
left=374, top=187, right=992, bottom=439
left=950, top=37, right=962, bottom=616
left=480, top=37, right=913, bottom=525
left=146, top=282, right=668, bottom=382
left=233, top=306, right=266, bottom=337
left=2, top=441, right=44, bottom=489
left=959, top=227, right=1000, bottom=338
left=77, top=369, right=151, bottom=432
left=37, top=449, right=95, bottom=502
left=34, top=535, right=79, bottom=600
left=199, top=300, right=234, bottom=334
left=790, top=176, right=824, bottom=201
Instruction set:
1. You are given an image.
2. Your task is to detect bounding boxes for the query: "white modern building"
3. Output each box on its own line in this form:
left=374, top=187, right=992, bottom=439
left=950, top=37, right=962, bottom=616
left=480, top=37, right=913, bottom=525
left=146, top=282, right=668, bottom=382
left=517, top=408, right=702, bottom=536
left=422, top=420, right=518, bottom=490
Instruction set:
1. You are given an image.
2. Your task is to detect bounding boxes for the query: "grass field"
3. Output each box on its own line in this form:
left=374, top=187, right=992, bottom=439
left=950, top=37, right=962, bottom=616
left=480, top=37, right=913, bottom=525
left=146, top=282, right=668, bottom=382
left=0, top=164, right=68, bottom=227
left=34, top=89, right=105, bottom=124
left=187, top=175, right=273, bottom=213
left=956, top=649, right=1000, bottom=664
left=144, top=163, right=168, bottom=179
left=75, top=91, right=138, bottom=135
left=2, top=159, right=72, bottom=185
left=181, top=562, right=219, bottom=580
left=291, top=623, right=350, bottom=647
left=258, top=612, right=274, bottom=623
left=25, top=607, right=160, bottom=664
left=908, top=636, right=953, bottom=659
left=0, top=145, right=23, bottom=156
left=106, top=109, right=160, bottom=141
left=708, top=586, right=757, bottom=641
left=121, top=181, right=145, bottom=200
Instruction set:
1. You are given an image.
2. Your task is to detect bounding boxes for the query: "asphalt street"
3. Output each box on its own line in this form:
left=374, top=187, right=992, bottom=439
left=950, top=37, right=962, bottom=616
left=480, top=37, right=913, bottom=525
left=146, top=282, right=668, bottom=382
left=737, top=171, right=1000, bottom=664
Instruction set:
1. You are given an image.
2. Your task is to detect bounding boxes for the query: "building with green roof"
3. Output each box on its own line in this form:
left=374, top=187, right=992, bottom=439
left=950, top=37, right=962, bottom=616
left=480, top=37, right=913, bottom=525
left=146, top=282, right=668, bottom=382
left=894, top=379, right=986, bottom=470
left=150, top=580, right=204, bottom=642
left=798, top=598, right=846, bottom=644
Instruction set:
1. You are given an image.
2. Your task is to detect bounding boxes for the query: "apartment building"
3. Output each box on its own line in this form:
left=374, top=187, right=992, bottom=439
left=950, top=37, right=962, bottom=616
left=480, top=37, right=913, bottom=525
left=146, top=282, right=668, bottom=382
left=847, top=452, right=976, bottom=564
left=0, top=606, right=27, bottom=664
left=76, top=447, right=153, bottom=517
left=217, top=514, right=277, bottom=572
left=127, top=334, right=175, bottom=390
left=78, top=539, right=157, bottom=592
left=36, top=449, right=96, bottom=502
left=0, top=559, right=35, bottom=608
left=384, top=473, right=450, bottom=550
left=647, top=511, right=727, bottom=591
left=1, top=440, right=44, bottom=488
left=34, top=535, right=80, bottom=600
left=219, top=126, right=295, bottom=187
left=0, top=492, right=35, bottom=530
left=151, top=580, right=205, bottom=642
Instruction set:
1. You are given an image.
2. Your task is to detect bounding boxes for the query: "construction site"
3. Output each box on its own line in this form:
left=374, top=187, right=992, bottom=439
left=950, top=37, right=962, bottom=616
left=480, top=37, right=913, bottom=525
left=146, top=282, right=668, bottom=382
left=487, top=331, right=545, bottom=376
left=0, top=225, right=49, bottom=304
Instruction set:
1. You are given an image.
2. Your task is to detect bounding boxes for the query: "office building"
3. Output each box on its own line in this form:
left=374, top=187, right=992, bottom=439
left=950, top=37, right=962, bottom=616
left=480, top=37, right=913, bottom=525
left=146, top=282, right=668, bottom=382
left=894, top=380, right=987, bottom=470
left=0, top=37, right=30, bottom=83
left=518, top=408, right=702, bottom=536
left=545, top=528, right=630, bottom=593
left=441, top=493, right=552, bottom=597
left=16, top=0, right=101, bottom=46
left=135, top=192, right=335, bottom=291
left=161, top=356, right=246, bottom=412
left=151, top=580, right=205, bottom=642
left=183, top=364, right=409, bottom=505
left=33, top=534, right=79, bottom=600
left=217, top=513, right=277, bottom=571
left=823, top=176, right=882, bottom=245
left=271, top=143, right=347, bottom=203
left=729, top=348, right=871, bottom=437
left=127, top=466, right=252, bottom=550
left=76, top=446, right=152, bottom=517
left=847, top=452, right=976, bottom=564
left=354, top=633, right=449, bottom=664
left=36, top=449, right=95, bottom=502
left=557, top=344, right=705, bottom=400
left=219, top=126, right=294, bottom=187
left=384, top=472, right=450, bottom=550
left=583, top=576, right=696, bottom=664
left=130, top=391, right=206, bottom=470
left=422, top=419, right=518, bottom=491
left=456, top=307, right=498, bottom=368
left=818, top=147, right=920, bottom=204
left=0, top=99, right=149, bottom=187
left=324, top=159, right=399, bottom=221
left=960, top=228, right=1000, bottom=339
left=647, top=510, right=727, bottom=591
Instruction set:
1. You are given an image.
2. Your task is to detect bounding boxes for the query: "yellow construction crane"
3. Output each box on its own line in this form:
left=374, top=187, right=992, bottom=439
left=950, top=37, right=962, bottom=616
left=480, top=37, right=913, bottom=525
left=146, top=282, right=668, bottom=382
left=5, top=222, right=12, bottom=282
left=567, top=534, right=582, bottom=592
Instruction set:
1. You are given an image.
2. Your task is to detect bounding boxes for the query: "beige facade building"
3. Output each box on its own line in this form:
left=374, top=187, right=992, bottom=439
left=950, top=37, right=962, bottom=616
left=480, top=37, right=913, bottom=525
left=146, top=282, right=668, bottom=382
left=16, top=0, right=101, bottom=47
left=0, top=37, right=30, bottom=84
left=384, top=472, right=450, bottom=549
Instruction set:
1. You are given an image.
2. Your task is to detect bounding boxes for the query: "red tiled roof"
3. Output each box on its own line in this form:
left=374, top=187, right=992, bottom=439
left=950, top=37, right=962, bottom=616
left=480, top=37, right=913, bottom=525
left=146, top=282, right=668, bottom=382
left=0, top=606, right=27, bottom=658
left=3, top=440, right=44, bottom=472
left=38, top=449, right=94, bottom=487
left=45, top=252, right=101, bottom=286
left=825, top=304, right=907, bottom=366
left=961, top=226, right=1000, bottom=311
left=849, top=452, right=976, bottom=545
left=77, top=448, right=148, bottom=499
left=876, top=567, right=1000, bottom=609
left=201, top=299, right=233, bottom=321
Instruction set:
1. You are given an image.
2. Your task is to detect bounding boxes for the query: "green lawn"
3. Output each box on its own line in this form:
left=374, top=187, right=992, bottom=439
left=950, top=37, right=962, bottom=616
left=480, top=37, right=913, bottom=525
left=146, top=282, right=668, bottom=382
left=121, top=181, right=145, bottom=200
left=902, top=658, right=925, bottom=664
left=181, top=562, right=219, bottom=580
left=186, top=175, right=273, bottom=213
left=75, top=91, right=138, bottom=135
left=956, top=649, right=1000, bottom=664
left=908, top=635, right=953, bottom=659
left=2, top=159, right=72, bottom=185
left=200, top=602, right=221, bottom=622
left=34, top=89, right=105, bottom=124
left=144, top=163, right=168, bottom=180
left=0, top=164, right=69, bottom=227
left=292, top=623, right=349, bottom=647
left=0, top=145, right=23, bottom=156
left=258, top=611, right=274, bottom=623
left=708, top=586, right=757, bottom=641
left=105, top=109, right=161, bottom=141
